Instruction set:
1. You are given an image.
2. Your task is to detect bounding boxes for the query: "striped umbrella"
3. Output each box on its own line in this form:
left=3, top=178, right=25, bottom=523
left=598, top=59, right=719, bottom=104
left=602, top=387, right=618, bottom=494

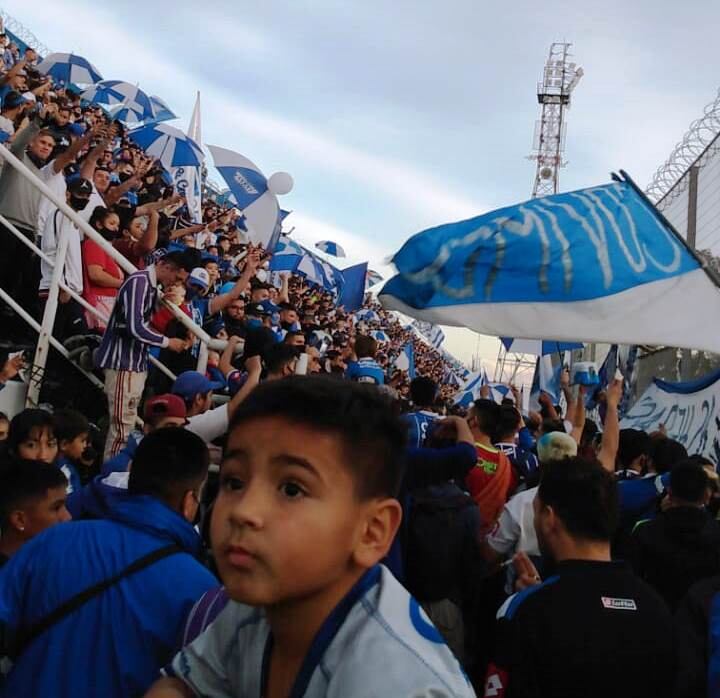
left=147, top=95, right=177, bottom=124
left=81, top=80, right=153, bottom=120
left=315, top=240, right=346, bottom=257
left=128, top=123, right=203, bottom=170
left=37, top=52, right=103, bottom=86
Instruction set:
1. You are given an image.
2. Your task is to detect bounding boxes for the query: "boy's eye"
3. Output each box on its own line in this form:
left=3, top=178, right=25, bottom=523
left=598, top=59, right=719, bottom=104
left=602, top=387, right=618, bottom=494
left=221, top=475, right=245, bottom=492
left=279, top=482, right=306, bottom=499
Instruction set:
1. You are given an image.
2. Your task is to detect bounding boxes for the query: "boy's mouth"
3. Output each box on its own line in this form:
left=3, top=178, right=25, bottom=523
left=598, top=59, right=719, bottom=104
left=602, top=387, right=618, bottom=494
left=225, top=544, right=257, bottom=569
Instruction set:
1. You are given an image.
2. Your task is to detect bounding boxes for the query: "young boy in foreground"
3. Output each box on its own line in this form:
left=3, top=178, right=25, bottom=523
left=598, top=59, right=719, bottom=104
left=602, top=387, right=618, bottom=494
left=146, top=376, right=475, bottom=697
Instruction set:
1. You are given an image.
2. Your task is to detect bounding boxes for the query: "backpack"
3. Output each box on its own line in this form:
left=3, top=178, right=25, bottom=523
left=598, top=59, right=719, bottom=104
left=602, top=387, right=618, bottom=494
left=404, top=483, right=479, bottom=602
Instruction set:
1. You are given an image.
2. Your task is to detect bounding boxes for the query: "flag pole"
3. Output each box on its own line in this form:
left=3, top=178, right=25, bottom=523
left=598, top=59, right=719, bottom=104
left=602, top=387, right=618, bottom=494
left=615, top=170, right=720, bottom=289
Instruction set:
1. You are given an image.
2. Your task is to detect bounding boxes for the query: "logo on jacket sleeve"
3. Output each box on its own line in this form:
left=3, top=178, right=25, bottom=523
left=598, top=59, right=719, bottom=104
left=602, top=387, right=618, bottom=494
left=601, top=596, right=637, bottom=611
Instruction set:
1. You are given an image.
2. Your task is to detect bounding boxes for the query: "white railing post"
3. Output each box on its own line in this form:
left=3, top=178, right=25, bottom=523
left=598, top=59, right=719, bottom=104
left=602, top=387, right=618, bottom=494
left=26, top=216, right=69, bottom=407
left=196, top=340, right=209, bottom=376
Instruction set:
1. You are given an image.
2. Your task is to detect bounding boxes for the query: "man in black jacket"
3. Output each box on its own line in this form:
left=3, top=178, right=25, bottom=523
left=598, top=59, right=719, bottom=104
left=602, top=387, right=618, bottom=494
left=629, top=459, right=720, bottom=610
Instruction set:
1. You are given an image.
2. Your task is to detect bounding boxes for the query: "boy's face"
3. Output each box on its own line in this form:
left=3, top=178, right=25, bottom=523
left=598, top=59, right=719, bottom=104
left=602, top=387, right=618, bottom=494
left=212, top=416, right=372, bottom=607
left=62, top=432, right=89, bottom=462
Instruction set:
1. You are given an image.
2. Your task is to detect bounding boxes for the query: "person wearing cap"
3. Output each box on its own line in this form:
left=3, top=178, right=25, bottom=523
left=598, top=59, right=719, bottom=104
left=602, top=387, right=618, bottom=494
left=37, top=178, right=95, bottom=342
left=100, top=394, right=190, bottom=477
left=0, top=89, right=27, bottom=137
left=184, top=249, right=262, bottom=356
left=171, top=357, right=262, bottom=444
left=0, top=104, right=98, bottom=338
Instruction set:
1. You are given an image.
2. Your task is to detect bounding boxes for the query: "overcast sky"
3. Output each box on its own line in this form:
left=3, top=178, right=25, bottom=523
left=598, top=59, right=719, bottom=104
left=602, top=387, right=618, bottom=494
left=9, top=0, right=720, bottom=369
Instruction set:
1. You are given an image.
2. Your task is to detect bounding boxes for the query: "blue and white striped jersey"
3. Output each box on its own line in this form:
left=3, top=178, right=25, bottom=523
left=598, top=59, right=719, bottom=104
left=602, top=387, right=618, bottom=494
left=95, top=265, right=168, bottom=372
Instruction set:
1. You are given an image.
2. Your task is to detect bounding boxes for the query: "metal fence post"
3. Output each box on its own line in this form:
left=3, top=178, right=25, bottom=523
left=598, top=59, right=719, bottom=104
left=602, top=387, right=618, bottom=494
left=26, top=217, right=69, bottom=406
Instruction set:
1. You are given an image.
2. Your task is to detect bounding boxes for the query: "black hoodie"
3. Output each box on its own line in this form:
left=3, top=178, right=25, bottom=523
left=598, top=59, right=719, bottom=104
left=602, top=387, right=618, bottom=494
left=629, top=506, right=720, bottom=610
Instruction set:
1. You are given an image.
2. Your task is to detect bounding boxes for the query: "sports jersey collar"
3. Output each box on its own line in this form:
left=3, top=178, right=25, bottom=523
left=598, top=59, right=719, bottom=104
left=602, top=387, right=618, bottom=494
left=260, top=565, right=382, bottom=698
left=146, top=263, right=158, bottom=288
left=555, top=559, right=627, bottom=574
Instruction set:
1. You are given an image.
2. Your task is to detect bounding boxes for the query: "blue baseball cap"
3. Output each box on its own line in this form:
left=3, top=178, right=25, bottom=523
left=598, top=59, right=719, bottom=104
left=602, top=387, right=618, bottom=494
left=171, top=370, right=224, bottom=398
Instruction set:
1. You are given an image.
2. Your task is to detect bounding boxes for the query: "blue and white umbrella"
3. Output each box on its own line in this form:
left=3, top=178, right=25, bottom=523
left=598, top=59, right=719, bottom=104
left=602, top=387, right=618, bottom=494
left=208, top=145, right=290, bottom=252
left=128, top=123, right=203, bottom=170
left=500, top=337, right=583, bottom=356
left=37, top=52, right=103, bottom=86
left=315, top=240, right=346, bottom=257
left=82, top=80, right=153, bottom=121
left=147, top=95, right=177, bottom=124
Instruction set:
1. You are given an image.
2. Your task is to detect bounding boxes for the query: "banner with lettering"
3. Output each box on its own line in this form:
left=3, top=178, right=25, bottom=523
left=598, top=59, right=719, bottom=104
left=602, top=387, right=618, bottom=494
left=621, top=368, right=720, bottom=464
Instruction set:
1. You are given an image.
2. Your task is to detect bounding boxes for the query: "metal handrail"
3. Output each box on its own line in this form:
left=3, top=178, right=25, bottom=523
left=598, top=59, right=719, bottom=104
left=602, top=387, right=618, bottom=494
left=0, top=135, right=224, bottom=404
left=0, top=211, right=177, bottom=382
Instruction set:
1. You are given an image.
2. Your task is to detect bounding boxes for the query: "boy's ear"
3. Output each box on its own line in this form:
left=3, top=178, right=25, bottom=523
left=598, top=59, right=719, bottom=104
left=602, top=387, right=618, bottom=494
left=8, top=509, right=27, bottom=534
left=352, top=498, right=403, bottom=569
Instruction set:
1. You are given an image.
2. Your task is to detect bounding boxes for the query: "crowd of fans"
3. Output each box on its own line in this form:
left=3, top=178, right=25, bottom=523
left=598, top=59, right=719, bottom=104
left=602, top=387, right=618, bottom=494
left=0, top=23, right=718, bottom=698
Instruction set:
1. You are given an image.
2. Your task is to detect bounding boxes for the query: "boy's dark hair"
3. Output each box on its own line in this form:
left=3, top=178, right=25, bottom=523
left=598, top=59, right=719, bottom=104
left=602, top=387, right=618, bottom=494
left=538, top=457, right=619, bottom=542
left=669, top=460, right=710, bottom=504
left=7, top=409, right=54, bottom=456
left=52, top=409, right=90, bottom=445
left=409, top=376, right=437, bottom=408
left=283, top=331, right=304, bottom=344
left=161, top=249, right=201, bottom=273
left=470, top=399, right=499, bottom=438
left=128, top=428, right=209, bottom=504
left=229, top=376, right=407, bottom=499
left=0, top=459, right=67, bottom=527
left=649, top=438, right=688, bottom=474
left=617, top=429, right=651, bottom=469
left=496, top=404, right=523, bottom=441
left=265, top=344, right=299, bottom=374
left=354, top=334, right=377, bottom=359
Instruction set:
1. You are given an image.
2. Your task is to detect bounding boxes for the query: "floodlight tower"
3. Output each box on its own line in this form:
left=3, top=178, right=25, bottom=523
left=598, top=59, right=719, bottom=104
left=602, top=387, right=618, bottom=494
left=529, top=43, right=583, bottom=198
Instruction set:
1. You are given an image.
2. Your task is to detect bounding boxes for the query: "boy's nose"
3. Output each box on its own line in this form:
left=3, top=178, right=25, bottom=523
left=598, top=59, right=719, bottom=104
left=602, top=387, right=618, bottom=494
left=228, top=484, right=267, bottom=530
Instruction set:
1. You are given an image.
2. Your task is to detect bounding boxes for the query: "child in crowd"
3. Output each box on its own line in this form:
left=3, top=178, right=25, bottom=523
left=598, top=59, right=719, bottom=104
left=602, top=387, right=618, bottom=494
left=0, top=459, right=71, bottom=567
left=146, top=376, right=475, bottom=698
left=1, top=408, right=58, bottom=466
left=52, top=408, right=92, bottom=494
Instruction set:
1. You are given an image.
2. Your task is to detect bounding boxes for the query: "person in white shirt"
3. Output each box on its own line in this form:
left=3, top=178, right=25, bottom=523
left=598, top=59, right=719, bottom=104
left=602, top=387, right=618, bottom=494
left=482, top=431, right=578, bottom=565
left=39, top=178, right=93, bottom=341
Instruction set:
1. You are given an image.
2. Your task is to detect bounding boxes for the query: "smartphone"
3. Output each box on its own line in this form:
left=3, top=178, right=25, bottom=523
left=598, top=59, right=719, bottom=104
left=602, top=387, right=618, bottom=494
left=295, top=353, right=308, bottom=376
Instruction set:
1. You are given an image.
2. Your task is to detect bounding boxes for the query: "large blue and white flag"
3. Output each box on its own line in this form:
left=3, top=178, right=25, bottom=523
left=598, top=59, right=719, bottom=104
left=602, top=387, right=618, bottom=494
left=380, top=174, right=720, bottom=353
left=621, top=368, right=720, bottom=464
left=208, top=145, right=283, bottom=252
left=394, top=342, right=416, bottom=379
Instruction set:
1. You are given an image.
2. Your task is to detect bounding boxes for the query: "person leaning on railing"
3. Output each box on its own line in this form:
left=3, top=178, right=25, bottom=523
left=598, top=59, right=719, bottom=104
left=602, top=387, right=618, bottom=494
left=95, top=249, right=201, bottom=462
left=0, top=103, right=95, bottom=340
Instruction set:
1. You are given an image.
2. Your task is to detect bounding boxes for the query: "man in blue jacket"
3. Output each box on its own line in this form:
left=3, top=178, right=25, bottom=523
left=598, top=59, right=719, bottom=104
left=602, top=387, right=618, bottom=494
left=0, top=428, right=218, bottom=698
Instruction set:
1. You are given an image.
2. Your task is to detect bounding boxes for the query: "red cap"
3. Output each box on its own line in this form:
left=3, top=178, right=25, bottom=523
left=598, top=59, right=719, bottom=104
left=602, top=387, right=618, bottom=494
left=143, top=394, right=187, bottom=424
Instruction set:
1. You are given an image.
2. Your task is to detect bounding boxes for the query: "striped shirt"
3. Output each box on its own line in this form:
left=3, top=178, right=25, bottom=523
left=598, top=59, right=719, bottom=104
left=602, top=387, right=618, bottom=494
left=96, top=265, right=168, bottom=372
